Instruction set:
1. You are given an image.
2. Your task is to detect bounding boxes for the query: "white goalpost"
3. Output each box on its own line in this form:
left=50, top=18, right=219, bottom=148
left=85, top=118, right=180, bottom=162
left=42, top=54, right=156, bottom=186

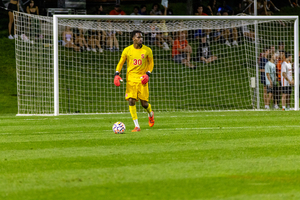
left=14, top=13, right=299, bottom=116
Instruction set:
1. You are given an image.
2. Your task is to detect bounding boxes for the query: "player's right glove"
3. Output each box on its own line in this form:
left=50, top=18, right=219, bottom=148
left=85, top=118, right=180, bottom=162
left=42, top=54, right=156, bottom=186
left=114, top=72, right=123, bottom=87
left=141, top=71, right=151, bottom=85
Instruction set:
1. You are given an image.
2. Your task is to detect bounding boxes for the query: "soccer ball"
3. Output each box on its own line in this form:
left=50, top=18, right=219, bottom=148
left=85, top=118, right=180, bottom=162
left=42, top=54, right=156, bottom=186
left=112, top=122, right=126, bottom=134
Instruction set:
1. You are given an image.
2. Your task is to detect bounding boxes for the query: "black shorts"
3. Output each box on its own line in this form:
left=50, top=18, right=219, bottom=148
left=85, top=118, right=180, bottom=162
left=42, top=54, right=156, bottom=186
left=282, top=86, right=292, bottom=95
left=8, top=3, right=18, bottom=12
left=267, top=85, right=274, bottom=94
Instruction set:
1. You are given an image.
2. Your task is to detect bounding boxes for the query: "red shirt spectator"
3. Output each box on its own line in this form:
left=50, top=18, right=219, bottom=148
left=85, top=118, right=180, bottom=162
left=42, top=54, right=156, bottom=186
left=195, top=5, right=208, bottom=16
left=172, top=39, right=188, bottom=57
left=109, top=4, right=126, bottom=15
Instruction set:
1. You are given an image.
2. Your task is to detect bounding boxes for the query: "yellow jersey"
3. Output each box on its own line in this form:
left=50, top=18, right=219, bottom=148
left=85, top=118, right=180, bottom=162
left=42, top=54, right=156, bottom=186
left=116, top=44, right=154, bottom=82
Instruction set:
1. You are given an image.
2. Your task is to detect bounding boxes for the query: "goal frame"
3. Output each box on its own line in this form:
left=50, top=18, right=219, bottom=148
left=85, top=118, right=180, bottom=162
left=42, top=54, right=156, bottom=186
left=25, top=15, right=300, bottom=115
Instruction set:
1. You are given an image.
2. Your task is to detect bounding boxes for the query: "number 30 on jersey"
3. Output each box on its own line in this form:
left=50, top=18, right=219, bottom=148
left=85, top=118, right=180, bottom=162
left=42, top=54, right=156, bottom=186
left=133, top=59, right=142, bottom=66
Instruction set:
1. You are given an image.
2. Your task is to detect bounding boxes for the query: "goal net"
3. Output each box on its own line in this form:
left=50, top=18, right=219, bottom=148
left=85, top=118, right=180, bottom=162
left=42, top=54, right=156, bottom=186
left=14, top=13, right=299, bottom=115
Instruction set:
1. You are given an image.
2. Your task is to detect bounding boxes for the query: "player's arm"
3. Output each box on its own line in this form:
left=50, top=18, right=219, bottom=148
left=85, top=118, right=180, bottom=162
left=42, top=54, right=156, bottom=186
left=114, top=49, right=127, bottom=87
left=141, top=49, right=154, bottom=85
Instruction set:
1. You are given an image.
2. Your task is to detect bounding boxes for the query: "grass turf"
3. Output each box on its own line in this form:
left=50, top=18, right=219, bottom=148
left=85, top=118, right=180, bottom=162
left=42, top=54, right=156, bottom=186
left=1, top=111, right=300, bottom=199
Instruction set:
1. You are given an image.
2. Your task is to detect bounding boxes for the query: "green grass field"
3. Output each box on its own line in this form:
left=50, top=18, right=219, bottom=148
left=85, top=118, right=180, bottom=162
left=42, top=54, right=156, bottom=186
left=1, top=111, right=300, bottom=200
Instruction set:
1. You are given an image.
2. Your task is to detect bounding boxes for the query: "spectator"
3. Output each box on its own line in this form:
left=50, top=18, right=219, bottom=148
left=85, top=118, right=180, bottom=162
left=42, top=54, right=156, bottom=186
left=26, top=0, right=41, bottom=40
left=74, top=26, right=90, bottom=51
left=221, top=11, right=238, bottom=47
left=164, top=5, right=174, bottom=15
left=88, top=29, right=104, bottom=53
left=172, top=31, right=196, bottom=69
left=259, top=47, right=270, bottom=109
left=8, top=0, right=19, bottom=39
left=281, top=52, right=294, bottom=110
left=157, top=5, right=173, bottom=47
left=207, top=0, right=218, bottom=15
left=26, top=0, right=38, bottom=15
left=106, top=28, right=121, bottom=52
left=139, top=5, right=147, bottom=15
left=266, top=0, right=280, bottom=12
left=109, top=4, right=126, bottom=15
left=257, top=0, right=279, bottom=15
left=62, top=26, right=80, bottom=52
left=150, top=3, right=162, bottom=15
left=131, top=6, right=142, bottom=26
left=275, top=41, right=285, bottom=59
left=95, top=5, right=106, bottom=15
left=195, top=5, right=208, bottom=15
left=149, top=21, right=170, bottom=50
left=218, top=0, right=234, bottom=15
left=265, top=52, right=278, bottom=109
left=241, top=24, right=255, bottom=42
left=196, top=36, right=218, bottom=64
left=289, top=0, right=299, bottom=7
left=194, top=5, right=211, bottom=44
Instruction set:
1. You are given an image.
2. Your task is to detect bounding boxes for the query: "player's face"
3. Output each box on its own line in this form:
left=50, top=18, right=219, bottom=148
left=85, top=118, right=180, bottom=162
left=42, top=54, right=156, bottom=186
left=133, top=33, right=143, bottom=45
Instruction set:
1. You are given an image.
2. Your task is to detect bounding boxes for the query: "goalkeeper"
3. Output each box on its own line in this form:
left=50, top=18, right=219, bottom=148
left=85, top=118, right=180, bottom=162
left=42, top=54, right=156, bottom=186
left=114, top=30, right=155, bottom=132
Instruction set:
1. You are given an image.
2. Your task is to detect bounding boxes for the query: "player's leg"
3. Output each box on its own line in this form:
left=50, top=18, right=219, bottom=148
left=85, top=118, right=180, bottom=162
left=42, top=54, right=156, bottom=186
left=141, top=100, right=154, bottom=127
left=266, top=86, right=272, bottom=109
left=286, top=87, right=291, bottom=109
left=129, top=98, right=140, bottom=132
left=282, top=87, right=287, bottom=110
left=139, top=83, right=154, bottom=127
left=232, top=28, right=238, bottom=46
left=8, top=11, right=14, bottom=38
left=263, top=86, right=267, bottom=108
left=82, top=36, right=90, bottom=50
left=113, top=34, right=119, bottom=51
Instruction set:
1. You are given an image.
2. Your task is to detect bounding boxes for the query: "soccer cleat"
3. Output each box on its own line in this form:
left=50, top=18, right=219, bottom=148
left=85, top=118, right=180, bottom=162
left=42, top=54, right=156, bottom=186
left=8, top=35, right=14, bottom=39
left=148, top=111, right=155, bottom=127
left=131, top=127, right=141, bottom=132
left=232, top=40, right=238, bottom=46
left=225, top=40, right=231, bottom=47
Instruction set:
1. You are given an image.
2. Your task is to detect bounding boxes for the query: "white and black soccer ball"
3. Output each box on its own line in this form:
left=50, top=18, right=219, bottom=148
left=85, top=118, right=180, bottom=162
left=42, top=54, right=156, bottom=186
left=112, top=122, right=126, bottom=134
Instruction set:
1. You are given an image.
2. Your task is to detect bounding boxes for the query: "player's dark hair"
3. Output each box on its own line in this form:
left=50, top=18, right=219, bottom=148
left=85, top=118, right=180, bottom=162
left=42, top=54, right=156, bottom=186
left=285, top=51, right=291, bottom=59
left=134, top=6, right=139, bottom=10
left=141, top=4, right=146, bottom=9
left=131, top=30, right=143, bottom=39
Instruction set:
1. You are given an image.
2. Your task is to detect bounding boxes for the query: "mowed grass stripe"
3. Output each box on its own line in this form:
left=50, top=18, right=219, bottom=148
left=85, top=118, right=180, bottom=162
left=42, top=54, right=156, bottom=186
left=1, top=145, right=300, bottom=174
left=1, top=125, right=300, bottom=143
left=0, top=135, right=299, bottom=161
left=1, top=155, right=300, bottom=194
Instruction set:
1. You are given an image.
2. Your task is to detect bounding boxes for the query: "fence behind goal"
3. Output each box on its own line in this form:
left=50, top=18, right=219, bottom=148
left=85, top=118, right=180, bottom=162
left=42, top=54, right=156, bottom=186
left=14, top=13, right=299, bottom=115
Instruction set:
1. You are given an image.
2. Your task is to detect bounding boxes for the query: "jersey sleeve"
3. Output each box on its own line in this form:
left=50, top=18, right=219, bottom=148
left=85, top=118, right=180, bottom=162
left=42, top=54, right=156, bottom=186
left=146, top=48, right=154, bottom=73
left=116, top=48, right=128, bottom=72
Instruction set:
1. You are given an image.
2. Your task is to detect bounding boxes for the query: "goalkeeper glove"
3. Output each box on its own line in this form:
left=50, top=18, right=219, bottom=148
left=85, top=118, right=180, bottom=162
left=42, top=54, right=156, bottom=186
left=141, top=71, right=151, bottom=85
left=114, top=72, right=123, bottom=87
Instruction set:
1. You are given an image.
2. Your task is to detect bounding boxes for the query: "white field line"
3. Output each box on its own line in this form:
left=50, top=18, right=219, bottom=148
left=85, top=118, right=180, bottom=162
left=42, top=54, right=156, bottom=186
left=22, top=115, right=227, bottom=121
left=102, top=125, right=300, bottom=132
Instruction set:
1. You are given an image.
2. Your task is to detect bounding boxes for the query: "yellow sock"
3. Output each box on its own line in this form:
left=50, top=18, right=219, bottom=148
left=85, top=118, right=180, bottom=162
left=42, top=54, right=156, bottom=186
left=145, top=103, right=153, bottom=117
left=129, top=105, right=138, bottom=120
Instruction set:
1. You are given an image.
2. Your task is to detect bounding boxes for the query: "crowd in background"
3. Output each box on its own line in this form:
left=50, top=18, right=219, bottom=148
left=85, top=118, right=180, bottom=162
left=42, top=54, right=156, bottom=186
left=4, top=0, right=298, bottom=108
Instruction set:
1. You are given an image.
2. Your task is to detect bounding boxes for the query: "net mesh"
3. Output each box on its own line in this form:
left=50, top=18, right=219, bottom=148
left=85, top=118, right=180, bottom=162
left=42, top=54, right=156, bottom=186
left=14, top=12, right=296, bottom=114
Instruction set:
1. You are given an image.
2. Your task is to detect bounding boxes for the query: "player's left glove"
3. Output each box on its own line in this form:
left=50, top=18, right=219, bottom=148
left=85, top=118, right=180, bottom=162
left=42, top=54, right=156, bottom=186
left=141, top=71, right=151, bottom=85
